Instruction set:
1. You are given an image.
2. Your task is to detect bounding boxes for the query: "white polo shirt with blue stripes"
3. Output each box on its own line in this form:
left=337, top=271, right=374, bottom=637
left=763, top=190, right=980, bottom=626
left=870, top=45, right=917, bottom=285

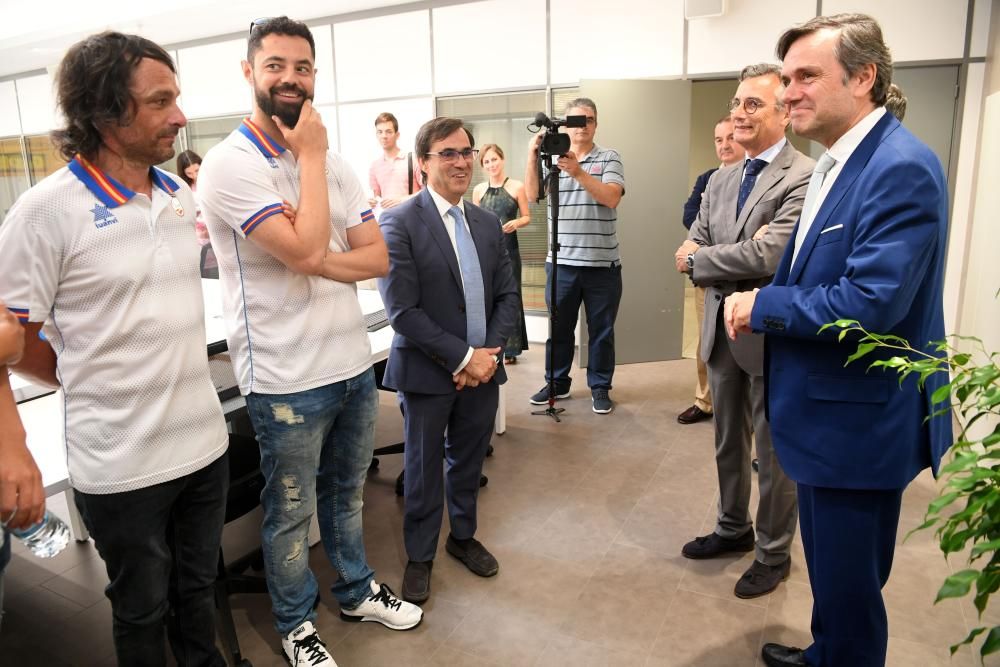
left=0, top=157, right=229, bottom=494
left=198, top=119, right=373, bottom=396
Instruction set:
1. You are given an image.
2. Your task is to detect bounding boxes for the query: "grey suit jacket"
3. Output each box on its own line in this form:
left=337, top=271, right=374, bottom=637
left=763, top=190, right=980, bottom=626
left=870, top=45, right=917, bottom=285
left=688, top=141, right=814, bottom=375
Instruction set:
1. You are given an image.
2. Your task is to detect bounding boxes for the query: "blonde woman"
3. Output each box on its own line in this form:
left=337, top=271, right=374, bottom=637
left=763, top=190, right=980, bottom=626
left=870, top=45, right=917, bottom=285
left=473, top=144, right=530, bottom=363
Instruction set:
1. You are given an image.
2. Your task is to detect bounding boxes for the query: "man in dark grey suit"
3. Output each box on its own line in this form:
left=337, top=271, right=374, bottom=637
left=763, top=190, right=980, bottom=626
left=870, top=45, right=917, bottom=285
left=674, top=63, right=814, bottom=599
left=378, top=117, right=519, bottom=604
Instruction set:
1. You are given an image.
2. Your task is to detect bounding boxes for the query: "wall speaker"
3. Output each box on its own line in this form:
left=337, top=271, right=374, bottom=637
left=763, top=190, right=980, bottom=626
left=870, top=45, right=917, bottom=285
left=685, top=0, right=727, bottom=19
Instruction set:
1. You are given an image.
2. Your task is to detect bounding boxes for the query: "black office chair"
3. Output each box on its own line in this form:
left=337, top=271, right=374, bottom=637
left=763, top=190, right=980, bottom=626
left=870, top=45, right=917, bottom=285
left=215, top=433, right=268, bottom=667
left=369, top=360, right=490, bottom=497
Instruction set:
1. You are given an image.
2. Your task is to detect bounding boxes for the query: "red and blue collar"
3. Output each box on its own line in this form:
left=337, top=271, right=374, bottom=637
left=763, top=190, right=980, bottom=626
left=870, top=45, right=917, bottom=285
left=239, top=119, right=287, bottom=158
left=68, top=155, right=181, bottom=209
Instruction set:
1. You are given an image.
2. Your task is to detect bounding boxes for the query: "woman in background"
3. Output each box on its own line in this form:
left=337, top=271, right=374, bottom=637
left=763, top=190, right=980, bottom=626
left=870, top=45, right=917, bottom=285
left=176, top=150, right=217, bottom=278
left=473, top=144, right=530, bottom=363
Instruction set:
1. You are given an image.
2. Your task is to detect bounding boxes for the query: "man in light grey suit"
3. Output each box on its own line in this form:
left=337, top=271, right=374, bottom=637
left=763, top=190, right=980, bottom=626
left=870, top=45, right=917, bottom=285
left=674, top=63, right=814, bottom=599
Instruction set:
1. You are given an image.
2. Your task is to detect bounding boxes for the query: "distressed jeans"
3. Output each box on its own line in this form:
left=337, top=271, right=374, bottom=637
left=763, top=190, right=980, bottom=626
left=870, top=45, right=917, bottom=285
left=246, top=368, right=378, bottom=636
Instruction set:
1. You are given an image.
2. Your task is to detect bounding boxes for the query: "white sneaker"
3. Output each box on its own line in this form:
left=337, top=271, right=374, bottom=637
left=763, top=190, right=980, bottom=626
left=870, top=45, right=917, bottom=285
left=339, top=580, right=424, bottom=630
left=282, top=621, right=337, bottom=666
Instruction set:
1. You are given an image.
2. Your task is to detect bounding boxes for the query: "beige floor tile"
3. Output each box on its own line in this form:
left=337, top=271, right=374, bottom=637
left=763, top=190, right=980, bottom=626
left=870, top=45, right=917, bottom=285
left=557, top=542, right=686, bottom=654
left=760, top=581, right=813, bottom=651
left=534, top=633, right=648, bottom=666
left=442, top=603, right=554, bottom=666
left=427, top=645, right=503, bottom=666
left=646, top=589, right=764, bottom=667
left=886, top=635, right=976, bottom=667
left=884, top=545, right=969, bottom=648
left=678, top=552, right=769, bottom=609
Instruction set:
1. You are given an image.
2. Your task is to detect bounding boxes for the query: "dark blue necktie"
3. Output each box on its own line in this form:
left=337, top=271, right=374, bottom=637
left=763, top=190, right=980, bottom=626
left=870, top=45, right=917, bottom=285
left=736, top=158, right=768, bottom=218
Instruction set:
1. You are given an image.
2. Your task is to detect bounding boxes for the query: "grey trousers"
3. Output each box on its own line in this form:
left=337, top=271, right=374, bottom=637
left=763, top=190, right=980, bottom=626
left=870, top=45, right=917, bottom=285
left=707, top=317, right=798, bottom=565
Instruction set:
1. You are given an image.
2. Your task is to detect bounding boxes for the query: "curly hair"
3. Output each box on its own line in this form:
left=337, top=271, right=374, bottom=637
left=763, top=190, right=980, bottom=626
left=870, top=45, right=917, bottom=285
left=50, top=31, right=175, bottom=162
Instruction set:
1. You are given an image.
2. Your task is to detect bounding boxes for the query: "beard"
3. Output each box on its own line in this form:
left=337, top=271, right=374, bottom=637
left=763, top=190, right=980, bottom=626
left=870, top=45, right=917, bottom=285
left=255, top=82, right=312, bottom=128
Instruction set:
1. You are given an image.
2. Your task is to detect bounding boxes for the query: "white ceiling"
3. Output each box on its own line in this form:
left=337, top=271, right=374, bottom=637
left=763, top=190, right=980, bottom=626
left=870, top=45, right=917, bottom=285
left=0, top=0, right=415, bottom=78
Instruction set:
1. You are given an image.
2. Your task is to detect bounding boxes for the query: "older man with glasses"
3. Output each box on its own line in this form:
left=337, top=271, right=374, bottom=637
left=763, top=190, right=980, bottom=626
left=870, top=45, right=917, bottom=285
left=674, top=63, right=814, bottom=599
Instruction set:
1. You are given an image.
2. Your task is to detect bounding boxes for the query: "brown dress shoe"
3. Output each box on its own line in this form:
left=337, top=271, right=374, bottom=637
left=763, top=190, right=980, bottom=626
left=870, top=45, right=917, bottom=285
left=677, top=405, right=712, bottom=424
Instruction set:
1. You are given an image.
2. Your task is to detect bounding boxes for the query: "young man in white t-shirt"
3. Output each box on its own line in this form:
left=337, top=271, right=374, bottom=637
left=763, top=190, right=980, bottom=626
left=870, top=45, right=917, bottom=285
left=0, top=32, right=231, bottom=665
left=198, top=17, right=421, bottom=666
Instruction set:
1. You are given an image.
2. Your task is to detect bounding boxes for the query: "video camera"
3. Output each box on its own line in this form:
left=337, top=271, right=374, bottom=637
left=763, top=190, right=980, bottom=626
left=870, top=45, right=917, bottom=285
left=531, top=112, right=587, bottom=157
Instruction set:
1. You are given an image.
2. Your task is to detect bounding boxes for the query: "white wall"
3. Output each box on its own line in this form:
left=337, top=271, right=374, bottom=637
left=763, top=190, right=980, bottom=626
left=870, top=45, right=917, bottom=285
left=15, top=74, right=58, bottom=136
left=823, top=0, right=967, bottom=61
left=177, top=39, right=250, bottom=120
left=334, top=11, right=432, bottom=102
left=0, top=82, right=21, bottom=137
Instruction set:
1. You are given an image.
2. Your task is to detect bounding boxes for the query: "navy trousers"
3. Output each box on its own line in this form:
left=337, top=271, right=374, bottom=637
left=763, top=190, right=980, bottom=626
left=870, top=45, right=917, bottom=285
left=400, top=382, right=498, bottom=562
left=798, top=483, right=903, bottom=667
left=544, top=262, right=622, bottom=391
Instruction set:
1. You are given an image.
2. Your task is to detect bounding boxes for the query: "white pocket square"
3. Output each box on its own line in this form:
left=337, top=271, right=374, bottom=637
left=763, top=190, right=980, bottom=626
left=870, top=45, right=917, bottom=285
left=819, top=224, right=844, bottom=235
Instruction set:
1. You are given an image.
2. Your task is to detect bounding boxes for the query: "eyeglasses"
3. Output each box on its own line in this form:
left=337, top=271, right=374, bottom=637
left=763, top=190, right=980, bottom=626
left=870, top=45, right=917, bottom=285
left=425, top=148, right=479, bottom=162
left=249, top=17, right=271, bottom=36
left=728, top=97, right=769, bottom=115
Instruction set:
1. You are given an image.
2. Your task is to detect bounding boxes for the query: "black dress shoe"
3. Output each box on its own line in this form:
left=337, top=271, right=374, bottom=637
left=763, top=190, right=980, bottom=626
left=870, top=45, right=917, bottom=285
left=402, top=560, right=432, bottom=603
left=681, top=530, right=754, bottom=559
left=445, top=535, right=499, bottom=577
left=677, top=405, right=712, bottom=424
left=734, top=558, right=790, bottom=598
left=761, top=643, right=808, bottom=666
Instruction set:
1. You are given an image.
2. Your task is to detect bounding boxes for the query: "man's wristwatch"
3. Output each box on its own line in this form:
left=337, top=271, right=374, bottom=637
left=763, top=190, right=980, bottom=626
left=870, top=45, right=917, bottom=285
left=686, top=253, right=695, bottom=273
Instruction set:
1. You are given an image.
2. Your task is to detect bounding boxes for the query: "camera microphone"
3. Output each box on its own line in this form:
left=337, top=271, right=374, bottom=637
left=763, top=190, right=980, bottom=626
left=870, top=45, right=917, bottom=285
left=534, top=112, right=553, bottom=128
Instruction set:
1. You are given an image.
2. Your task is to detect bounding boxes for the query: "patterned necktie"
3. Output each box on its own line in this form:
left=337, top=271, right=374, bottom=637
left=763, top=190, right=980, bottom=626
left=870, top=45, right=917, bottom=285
left=449, top=205, right=486, bottom=347
left=791, top=152, right=838, bottom=268
left=736, top=158, right=768, bottom=218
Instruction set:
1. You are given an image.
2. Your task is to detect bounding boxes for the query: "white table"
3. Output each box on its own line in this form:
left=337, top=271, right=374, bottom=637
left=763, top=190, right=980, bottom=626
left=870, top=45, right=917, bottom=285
left=15, top=279, right=506, bottom=540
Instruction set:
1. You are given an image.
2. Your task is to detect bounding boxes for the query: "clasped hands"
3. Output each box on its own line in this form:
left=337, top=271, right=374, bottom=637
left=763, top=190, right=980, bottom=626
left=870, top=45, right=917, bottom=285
left=723, top=289, right=759, bottom=341
left=453, top=346, right=501, bottom=391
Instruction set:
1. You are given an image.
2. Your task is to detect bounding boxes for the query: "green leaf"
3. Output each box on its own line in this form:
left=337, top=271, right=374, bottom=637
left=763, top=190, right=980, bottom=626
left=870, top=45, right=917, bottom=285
left=931, top=383, right=954, bottom=406
left=929, top=491, right=961, bottom=514
left=936, top=569, right=980, bottom=602
left=845, top=342, right=878, bottom=366
left=972, top=539, right=1000, bottom=557
left=954, top=353, right=972, bottom=366
left=951, top=627, right=987, bottom=654
left=981, top=626, right=1000, bottom=657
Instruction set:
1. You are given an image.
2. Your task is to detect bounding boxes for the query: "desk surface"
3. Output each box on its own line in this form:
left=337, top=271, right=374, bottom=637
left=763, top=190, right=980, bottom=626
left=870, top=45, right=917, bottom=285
left=17, top=280, right=394, bottom=498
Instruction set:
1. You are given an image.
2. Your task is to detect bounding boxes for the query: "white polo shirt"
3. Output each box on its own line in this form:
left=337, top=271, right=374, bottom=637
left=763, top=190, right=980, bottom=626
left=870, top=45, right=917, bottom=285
left=0, top=156, right=229, bottom=494
left=198, top=119, right=373, bottom=395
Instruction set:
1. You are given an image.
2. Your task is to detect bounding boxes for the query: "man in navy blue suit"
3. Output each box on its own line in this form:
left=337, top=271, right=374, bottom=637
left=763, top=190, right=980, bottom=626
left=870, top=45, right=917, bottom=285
left=725, top=14, right=952, bottom=667
left=378, top=117, right=519, bottom=604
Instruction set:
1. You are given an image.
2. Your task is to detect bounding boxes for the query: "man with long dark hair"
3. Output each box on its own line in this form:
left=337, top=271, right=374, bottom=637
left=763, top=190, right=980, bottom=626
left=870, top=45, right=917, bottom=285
left=0, top=31, right=231, bottom=666
left=198, top=17, right=421, bottom=666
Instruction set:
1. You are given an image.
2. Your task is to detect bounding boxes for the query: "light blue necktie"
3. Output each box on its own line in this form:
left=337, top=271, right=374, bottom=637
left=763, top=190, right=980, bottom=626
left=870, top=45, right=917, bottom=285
left=449, top=205, right=486, bottom=347
left=791, top=152, right=838, bottom=268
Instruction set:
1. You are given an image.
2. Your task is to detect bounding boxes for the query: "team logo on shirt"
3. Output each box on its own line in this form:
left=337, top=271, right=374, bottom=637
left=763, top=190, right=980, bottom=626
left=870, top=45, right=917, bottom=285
left=266, top=156, right=279, bottom=169
left=91, top=202, right=119, bottom=229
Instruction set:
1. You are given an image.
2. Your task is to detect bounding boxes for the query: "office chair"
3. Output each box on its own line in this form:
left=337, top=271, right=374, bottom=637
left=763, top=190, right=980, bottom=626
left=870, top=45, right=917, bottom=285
left=215, top=433, right=268, bottom=667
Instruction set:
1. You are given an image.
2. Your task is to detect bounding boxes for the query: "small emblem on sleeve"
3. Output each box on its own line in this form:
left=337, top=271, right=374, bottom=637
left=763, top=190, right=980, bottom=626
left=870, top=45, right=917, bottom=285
left=171, top=197, right=185, bottom=216
left=90, top=202, right=119, bottom=228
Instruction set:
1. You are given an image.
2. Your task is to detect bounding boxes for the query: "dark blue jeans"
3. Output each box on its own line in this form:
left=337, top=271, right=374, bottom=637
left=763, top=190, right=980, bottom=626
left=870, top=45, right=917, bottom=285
left=544, top=262, right=623, bottom=391
left=74, top=454, right=229, bottom=667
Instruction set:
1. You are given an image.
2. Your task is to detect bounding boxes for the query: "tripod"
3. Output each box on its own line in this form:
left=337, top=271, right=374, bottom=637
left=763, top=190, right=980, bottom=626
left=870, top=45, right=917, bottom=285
left=531, top=154, right=566, bottom=422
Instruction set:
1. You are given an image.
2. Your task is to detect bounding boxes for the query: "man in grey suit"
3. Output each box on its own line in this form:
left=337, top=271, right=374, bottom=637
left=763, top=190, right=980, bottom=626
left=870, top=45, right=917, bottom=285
left=674, top=63, right=814, bottom=599
left=378, top=117, right=519, bottom=604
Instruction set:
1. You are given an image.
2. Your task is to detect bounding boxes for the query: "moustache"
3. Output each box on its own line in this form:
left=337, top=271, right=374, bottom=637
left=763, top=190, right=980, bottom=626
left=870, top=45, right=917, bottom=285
left=271, top=84, right=307, bottom=99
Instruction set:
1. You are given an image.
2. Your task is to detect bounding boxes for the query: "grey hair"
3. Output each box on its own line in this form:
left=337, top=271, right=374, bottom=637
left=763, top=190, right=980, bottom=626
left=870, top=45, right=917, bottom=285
left=564, top=97, right=597, bottom=121
left=738, top=63, right=785, bottom=109
left=884, top=83, right=907, bottom=121
left=776, top=13, right=893, bottom=106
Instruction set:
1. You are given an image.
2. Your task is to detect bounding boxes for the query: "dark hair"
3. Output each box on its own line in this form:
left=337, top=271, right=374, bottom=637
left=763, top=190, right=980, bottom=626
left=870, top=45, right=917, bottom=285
left=564, top=97, right=597, bottom=122
left=176, top=150, right=202, bottom=186
left=776, top=13, right=892, bottom=106
left=414, top=117, right=475, bottom=160
left=884, top=83, right=907, bottom=121
left=375, top=112, right=399, bottom=132
left=479, top=143, right=504, bottom=166
left=50, top=31, right=175, bottom=162
left=247, top=16, right=315, bottom=63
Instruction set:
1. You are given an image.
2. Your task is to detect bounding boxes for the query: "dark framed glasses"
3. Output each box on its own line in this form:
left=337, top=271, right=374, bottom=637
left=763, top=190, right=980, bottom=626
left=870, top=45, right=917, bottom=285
left=249, top=17, right=272, bottom=36
left=426, top=148, right=479, bottom=162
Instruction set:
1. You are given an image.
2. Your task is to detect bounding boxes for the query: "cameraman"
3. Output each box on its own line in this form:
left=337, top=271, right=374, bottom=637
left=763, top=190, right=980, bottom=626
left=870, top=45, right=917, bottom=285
left=525, top=98, right=625, bottom=414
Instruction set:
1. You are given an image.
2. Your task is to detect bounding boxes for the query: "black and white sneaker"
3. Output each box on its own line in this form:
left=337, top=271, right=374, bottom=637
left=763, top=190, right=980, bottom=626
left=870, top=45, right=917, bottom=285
left=591, top=389, right=614, bottom=414
left=340, top=580, right=423, bottom=630
left=282, top=621, right=337, bottom=666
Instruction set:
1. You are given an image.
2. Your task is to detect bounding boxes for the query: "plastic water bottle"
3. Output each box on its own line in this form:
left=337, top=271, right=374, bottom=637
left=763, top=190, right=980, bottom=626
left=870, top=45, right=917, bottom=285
left=8, top=511, right=70, bottom=558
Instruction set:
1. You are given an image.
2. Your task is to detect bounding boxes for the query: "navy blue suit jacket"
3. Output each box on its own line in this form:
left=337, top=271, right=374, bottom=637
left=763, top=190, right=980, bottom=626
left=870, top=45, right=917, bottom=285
left=682, top=167, right=718, bottom=229
left=377, top=189, right=520, bottom=395
left=751, top=112, right=953, bottom=490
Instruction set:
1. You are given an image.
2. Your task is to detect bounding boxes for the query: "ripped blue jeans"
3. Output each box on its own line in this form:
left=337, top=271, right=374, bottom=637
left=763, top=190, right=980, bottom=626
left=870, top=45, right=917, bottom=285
left=246, top=368, right=377, bottom=636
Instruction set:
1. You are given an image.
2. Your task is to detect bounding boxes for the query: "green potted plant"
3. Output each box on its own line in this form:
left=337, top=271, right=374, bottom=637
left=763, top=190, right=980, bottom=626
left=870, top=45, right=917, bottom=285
left=822, top=318, right=1000, bottom=661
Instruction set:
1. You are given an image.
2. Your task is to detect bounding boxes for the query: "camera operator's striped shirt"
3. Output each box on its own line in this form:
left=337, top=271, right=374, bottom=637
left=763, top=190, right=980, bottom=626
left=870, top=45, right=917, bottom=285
left=543, top=144, right=625, bottom=267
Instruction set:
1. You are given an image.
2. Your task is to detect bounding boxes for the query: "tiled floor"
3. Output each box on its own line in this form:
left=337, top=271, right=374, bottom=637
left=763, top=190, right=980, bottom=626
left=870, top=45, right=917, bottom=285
left=2, top=350, right=995, bottom=666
